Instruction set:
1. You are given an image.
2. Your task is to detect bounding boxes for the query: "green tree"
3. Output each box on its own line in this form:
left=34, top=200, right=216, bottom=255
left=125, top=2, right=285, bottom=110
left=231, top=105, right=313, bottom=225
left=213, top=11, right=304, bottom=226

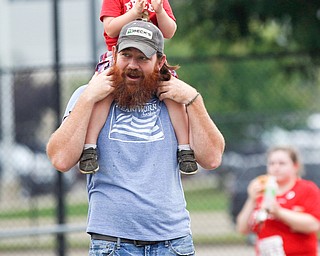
left=165, top=1, right=320, bottom=152
left=171, top=0, right=320, bottom=58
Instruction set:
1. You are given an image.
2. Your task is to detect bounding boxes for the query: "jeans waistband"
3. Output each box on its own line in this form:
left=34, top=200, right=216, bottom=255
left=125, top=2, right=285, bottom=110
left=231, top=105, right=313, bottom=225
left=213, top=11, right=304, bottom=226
left=91, top=233, right=163, bottom=247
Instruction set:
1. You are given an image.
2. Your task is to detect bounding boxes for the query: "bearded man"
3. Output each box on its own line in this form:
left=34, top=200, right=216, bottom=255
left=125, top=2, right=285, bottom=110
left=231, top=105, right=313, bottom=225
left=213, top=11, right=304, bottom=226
left=47, top=20, right=225, bottom=256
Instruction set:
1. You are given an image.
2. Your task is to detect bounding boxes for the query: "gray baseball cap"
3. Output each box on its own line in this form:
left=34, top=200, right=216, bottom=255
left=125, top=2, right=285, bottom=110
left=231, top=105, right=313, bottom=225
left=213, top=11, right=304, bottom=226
left=117, top=20, right=164, bottom=58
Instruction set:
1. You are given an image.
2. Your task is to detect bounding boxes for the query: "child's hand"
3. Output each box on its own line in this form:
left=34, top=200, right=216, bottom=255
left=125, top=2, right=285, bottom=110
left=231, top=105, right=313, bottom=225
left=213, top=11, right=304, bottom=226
left=151, top=0, right=164, bottom=14
left=87, top=68, right=115, bottom=103
left=157, top=76, right=198, bottom=105
left=132, top=0, right=147, bottom=17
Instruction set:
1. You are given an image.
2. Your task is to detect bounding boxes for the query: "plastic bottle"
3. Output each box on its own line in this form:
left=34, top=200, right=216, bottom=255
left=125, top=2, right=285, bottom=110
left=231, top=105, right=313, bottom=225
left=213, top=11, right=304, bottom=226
left=257, top=176, right=278, bottom=222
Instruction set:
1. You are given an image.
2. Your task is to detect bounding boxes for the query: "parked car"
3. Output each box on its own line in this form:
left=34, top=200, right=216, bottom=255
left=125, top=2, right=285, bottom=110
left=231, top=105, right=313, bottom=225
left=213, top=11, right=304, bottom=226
left=0, top=141, right=75, bottom=198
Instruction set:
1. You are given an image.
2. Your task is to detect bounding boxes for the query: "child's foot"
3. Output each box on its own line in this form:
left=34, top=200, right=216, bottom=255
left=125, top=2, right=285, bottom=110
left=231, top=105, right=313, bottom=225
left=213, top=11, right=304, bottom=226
left=79, top=147, right=99, bottom=174
left=178, top=149, right=198, bottom=175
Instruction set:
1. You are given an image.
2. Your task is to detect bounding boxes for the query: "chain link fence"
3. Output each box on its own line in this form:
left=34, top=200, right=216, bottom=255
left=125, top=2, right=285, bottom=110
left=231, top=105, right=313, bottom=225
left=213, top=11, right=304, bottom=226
left=0, top=55, right=319, bottom=255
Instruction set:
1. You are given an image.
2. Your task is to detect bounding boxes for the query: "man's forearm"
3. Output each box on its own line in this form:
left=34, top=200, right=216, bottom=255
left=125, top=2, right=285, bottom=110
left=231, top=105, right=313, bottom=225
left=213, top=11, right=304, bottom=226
left=187, top=94, right=225, bottom=170
left=47, top=92, right=95, bottom=172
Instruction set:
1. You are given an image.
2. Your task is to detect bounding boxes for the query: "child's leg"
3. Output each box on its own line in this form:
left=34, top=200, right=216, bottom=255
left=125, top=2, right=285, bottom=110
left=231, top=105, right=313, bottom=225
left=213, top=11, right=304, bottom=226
left=164, top=99, right=198, bottom=175
left=164, top=98, right=189, bottom=144
left=79, top=96, right=113, bottom=174
left=85, top=96, right=113, bottom=144
left=79, top=51, right=113, bottom=174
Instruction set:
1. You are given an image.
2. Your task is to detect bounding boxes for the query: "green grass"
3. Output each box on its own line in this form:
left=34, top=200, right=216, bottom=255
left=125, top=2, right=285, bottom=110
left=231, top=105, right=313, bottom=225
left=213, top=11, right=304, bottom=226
left=0, top=207, right=55, bottom=219
left=0, top=203, right=87, bottom=220
left=185, top=188, right=228, bottom=212
left=0, top=188, right=227, bottom=220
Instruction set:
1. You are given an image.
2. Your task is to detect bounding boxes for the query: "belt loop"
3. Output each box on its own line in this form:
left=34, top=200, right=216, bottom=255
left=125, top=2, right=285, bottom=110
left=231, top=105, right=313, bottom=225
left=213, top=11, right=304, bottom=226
left=116, top=237, right=121, bottom=249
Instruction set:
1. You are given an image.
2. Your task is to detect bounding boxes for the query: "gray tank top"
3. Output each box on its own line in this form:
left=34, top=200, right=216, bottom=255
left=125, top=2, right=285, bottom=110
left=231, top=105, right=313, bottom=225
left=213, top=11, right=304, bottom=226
left=64, top=86, right=191, bottom=241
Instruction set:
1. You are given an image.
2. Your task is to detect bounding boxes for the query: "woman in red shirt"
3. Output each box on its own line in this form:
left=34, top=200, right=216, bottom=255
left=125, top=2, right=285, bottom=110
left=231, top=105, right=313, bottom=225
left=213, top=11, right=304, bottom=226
left=237, top=146, right=320, bottom=256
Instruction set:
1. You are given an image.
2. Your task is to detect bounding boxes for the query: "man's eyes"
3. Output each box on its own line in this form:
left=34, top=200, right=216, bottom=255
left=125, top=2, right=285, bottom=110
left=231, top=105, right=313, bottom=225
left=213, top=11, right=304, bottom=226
left=139, top=56, right=149, bottom=61
left=121, top=53, right=149, bottom=61
left=121, top=52, right=131, bottom=57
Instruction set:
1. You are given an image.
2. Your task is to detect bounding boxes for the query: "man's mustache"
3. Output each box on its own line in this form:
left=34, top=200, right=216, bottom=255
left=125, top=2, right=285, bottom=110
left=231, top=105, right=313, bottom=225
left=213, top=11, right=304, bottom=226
left=124, top=69, right=144, bottom=78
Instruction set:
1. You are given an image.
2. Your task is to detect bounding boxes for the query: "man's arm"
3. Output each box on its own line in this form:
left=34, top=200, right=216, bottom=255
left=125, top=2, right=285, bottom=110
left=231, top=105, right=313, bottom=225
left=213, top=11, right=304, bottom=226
left=186, top=94, right=225, bottom=169
left=158, top=76, right=225, bottom=170
left=46, top=70, right=114, bottom=172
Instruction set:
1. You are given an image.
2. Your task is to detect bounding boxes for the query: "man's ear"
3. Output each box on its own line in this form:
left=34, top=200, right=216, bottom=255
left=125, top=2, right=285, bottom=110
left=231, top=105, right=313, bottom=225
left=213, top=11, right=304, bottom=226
left=158, top=54, right=166, bottom=70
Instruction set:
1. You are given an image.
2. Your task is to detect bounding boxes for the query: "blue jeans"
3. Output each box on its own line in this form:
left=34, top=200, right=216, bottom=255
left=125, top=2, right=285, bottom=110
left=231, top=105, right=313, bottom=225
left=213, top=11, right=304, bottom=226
left=88, top=234, right=195, bottom=256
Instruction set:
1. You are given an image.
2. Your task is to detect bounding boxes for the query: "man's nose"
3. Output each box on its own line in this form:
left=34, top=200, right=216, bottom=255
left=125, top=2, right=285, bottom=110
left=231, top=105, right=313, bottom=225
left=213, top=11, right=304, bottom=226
left=127, top=58, right=139, bottom=69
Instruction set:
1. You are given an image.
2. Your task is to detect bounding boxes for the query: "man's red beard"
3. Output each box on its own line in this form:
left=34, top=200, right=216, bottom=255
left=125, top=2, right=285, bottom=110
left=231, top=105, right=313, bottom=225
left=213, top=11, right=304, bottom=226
left=111, top=65, right=161, bottom=109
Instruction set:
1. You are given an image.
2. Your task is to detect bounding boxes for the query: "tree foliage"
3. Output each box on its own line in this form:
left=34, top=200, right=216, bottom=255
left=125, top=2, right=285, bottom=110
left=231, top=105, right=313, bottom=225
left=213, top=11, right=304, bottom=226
left=167, top=1, right=320, bottom=152
left=171, top=0, right=320, bottom=58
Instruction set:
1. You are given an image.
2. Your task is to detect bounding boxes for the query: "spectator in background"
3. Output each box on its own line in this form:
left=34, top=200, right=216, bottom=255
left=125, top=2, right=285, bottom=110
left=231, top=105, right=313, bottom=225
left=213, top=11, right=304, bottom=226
left=236, top=145, right=320, bottom=256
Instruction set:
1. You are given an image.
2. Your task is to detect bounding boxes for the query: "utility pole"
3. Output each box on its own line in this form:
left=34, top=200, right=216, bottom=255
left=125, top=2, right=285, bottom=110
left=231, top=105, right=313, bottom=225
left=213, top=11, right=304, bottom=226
left=90, top=0, right=98, bottom=69
left=52, top=0, right=66, bottom=255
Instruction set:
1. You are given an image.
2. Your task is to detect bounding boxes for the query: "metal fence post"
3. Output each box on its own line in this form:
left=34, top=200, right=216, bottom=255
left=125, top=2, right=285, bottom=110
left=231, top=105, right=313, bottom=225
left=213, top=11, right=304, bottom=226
left=52, top=0, right=66, bottom=255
